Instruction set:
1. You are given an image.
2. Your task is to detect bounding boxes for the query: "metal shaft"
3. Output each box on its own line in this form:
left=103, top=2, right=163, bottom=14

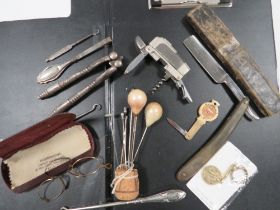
left=130, top=115, right=138, bottom=165
left=61, top=189, right=186, bottom=210
left=133, top=126, right=148, bottom=161
left=61, top=200, right=132, bottom=210
left=127, top=110, right=133, bottom=165
left=120, top=113, right=125, bottom=165
left=120, top=110, right=128, bottom=165
left=123, top=109, right=128, bottom=165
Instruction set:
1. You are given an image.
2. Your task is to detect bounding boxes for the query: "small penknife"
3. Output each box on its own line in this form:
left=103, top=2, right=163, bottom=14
left=167, top=100, right=219, bottom=140
left=167, top=118, right=188, bottom=137
left=183, top=35, right=260, bottom=121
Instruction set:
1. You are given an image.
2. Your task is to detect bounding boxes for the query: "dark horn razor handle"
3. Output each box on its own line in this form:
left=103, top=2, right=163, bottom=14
left=176, top=98, right=249, bottom=182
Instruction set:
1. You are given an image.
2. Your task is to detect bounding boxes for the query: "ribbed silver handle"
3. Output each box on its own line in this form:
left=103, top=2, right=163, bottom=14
left=51, top=59, right=122, bottom=115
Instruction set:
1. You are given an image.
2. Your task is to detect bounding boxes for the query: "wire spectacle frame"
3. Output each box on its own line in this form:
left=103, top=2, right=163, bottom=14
left=38, top=156, right=111, bottom=202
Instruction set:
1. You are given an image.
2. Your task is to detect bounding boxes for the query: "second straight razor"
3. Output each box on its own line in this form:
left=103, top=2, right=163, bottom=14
left=183, top=35, right=259, bottom=120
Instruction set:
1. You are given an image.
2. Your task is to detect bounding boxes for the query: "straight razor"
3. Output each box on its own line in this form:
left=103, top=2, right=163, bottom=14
left=183, top=35, right=259, bottom=120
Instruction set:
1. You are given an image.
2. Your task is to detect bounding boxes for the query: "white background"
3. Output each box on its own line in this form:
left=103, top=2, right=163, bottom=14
left=187, top=142, right=258, bottom=210
left=271, top=0, right=280, bottom=91
left=0, top=0, right=71, bottom=22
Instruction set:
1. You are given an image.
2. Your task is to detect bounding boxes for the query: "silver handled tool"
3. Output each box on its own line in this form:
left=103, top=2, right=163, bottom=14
left=37, top=37, right=112, bottom=84
left=183, top=35, right=259, bottom=120
left=38, top=52, right=119, bottom=99
left=51, top=58, right=122, bottom=115
left=148, top=0, right=232, bottom=9
left=60, top=189, right=186, bottom=210
left=45, top=30, right=100, bottom=62
left=125, top=36, right=192, bottom=102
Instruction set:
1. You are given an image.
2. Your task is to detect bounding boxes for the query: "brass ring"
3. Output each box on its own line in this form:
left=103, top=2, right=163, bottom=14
left=38, top=176, right=66, bottom=202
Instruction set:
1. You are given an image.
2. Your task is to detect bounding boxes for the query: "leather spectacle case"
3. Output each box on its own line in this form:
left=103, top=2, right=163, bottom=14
left=0, top=113, right=95, bottom=193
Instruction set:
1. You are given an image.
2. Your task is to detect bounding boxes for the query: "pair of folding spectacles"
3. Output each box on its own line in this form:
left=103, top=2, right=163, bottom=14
left=38, top=156, right=111, bottom=202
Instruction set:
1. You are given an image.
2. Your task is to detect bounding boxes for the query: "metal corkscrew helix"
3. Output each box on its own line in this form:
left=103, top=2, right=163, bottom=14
left=151, top=78, right=167, bottom=94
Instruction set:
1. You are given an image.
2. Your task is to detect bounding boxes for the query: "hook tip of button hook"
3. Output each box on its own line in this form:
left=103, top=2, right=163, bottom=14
left=92, top=103, right=102, bottom=111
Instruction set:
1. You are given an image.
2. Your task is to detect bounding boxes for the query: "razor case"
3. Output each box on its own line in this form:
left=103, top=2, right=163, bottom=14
left=187, top=5, right=280, bottom=116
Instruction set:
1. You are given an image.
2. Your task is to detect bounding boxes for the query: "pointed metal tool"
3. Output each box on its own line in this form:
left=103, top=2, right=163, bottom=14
left=45, top=30, right=100, bottom=62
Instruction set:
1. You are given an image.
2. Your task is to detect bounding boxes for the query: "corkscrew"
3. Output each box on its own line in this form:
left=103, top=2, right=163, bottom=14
left=151, top=78, right=167, bottom=94
left=124, top=36, right=193, bottom=103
